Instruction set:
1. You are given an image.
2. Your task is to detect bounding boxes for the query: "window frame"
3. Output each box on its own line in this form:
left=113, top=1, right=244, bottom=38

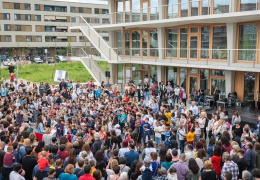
left=14, top=3, right=20, bottom=9
left=15, top=25, right=22, bottom=31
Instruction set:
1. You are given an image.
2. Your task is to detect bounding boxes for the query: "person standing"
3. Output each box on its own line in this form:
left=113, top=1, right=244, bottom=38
left=221, top=154, right=239, bottom=180
left=143, top=82, right=150, bottom=104
left=8, top=63, right=15, bottom=76
left=137, top=80, right=143, bottom=102
left=168, top=154, right=189, bottom=180
left=178, top=125, right=186, bottom=153
left=174, top=85, right=180, bottom=104
left=91, top=133, right=102, bottom=156
left=21, top=146, right=37, bottom=180
left=213, top=86, right=220, bottom=109
left=244, top=142, right=256, bottom=172
left=179, top=88, right=187, bottom=106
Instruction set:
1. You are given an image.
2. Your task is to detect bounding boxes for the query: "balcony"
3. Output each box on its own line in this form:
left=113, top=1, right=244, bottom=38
left=106, top=47, right=260, bottom=72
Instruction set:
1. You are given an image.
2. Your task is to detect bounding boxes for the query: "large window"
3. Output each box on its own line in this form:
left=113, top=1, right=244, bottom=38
left=150, top=30, right=158, bottom=56
left=3, top=13, right=10, bottom=20
left=244, top=72, right=255, bottom=101
left=5, top=35, right=11, bottom=42
left=116, top=0, right=124, bottom=23
left=166, top=67, right=177, bottom=84
left=15, top=25, right=21, bottom=31
left=14, top=14, right=21, bottom=20
left=238, top=24, right=257, bottom=61
left=166, top=25, right=227, bottom=60
left=14, top=3, right=20, bottom=9
left=35, top=15, right=41, bottom=21
left=212, top=26, right=227, bottom=59
left=166, top=28, right=178, bottom=58
left=240, top=0, right=258, bottom=11
left=214, top=0, right=229, bottom=14
left=201, top=26, right=210, bottom=59
left=114, top=0, right=158, bottom=23
left=35, top=4, right=40, bottom=10
left=25, top=14, right=31, bottom=20
left=181, top=0, right=189, bottom=17
left=167, top=0, right=179, bottom=18
left=4, top=24, right=10, bottom=31
left=24, top=3, right=31, bottom=10
left=180, top=28, right=188, bottom=58
left=125, top=32, right=130, bottom=55
left=132, top=31, right=140, bottom=56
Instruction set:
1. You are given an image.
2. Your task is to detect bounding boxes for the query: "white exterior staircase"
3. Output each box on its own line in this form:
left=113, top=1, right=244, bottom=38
left=79, top=48, right=108, bottom=85
left=71, top=15, right=120, bottom=63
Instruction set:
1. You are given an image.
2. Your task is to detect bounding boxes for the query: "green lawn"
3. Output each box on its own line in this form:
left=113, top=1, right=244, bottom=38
left=0, top=61, right=109, bottom=84
left=96, top=61, right=110, bottom=72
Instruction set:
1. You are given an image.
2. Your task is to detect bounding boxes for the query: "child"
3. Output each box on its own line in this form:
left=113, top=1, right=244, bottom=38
left=167, top=167, right=177, bottom=180
left=154, top=121, right=162, bottom=149
left=160, top=120, right=166, bottom=145
left=164, top=126, right=171, bottom=149
left=194, top=122, right=201, bottom=143
left=37, top=151, right=50, bottom=171
left=186, top=128, right=195, bottom=145
left=10, top=73, right=14, bottom=82
left=56, top=119, right=64, bottom=140
left=139, top=157, right=153, bottom=180
left=3, top=146, right=16, bottom=168
left=142, top=125, right=150, bottom=147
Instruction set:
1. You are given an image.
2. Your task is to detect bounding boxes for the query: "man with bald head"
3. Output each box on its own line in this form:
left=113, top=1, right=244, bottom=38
left=18, top=139, right=31, bottom=161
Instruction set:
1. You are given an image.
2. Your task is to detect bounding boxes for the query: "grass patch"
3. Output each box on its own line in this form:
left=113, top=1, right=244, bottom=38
left=0, top=62, right=105, bottom=84
left=96, top=61, right=110, bottom=72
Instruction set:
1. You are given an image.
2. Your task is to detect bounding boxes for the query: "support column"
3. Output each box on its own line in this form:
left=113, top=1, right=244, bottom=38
left=108, top=0, right=114, bottom=24
left=226, top=23, right=237, bottom=65
left=158, top=0, right=164, bottom=20
left=157, top=65, right=164, bottom=83
left=110, top=63, right=117, bottom=84
left=229, top=0, right=237, bottom=13
left=157, top=27, right=165, bottom=61
left=225, top=70, right=235, bottom=98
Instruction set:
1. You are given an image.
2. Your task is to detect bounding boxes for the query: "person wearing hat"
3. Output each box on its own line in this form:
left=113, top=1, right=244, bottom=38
left=139, top=157, right=152, bottom=180
left=90, top=133, right=101, bottom=156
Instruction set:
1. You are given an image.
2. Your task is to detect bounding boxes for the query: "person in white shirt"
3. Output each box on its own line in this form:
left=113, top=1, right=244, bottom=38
left=190, top=101, right=199, bottom=116
left=154, top=121, right=163, bottom=149
left=9, top=163, right=25, bottom=180
left=174, top=85, right=180, bottom=103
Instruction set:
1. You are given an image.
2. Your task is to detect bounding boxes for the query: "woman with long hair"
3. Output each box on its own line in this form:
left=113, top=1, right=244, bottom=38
left=221, top=136, right=231, bottom=153
left=142, top=140, right=156, bottom=159
left=210, top=145, right=222, bottom=178
left=93, top=169, right=102, bottom=180
left=79, top=144, right=93, bottom=160
left=110, top=130, right=118, bottom=151
left=95, top=150, right=107, bottom=178
left=63, top=148, right=79, bottom=168
left=188, top=158, right=200, bottom=180
left=35, top=115, right=45, bottom=141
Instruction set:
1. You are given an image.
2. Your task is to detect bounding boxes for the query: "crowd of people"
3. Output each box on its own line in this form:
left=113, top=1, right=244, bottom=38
left=0, top=75, right=259, bottom=180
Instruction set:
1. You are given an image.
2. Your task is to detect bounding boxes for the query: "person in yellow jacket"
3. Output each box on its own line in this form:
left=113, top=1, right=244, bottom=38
left=164, top=109, right=171, bottom=126
left=186, top=128, right=195, bottom=145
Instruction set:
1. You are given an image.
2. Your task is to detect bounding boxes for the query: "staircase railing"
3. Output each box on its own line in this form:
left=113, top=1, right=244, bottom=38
left=80, top=48, right=107, bottom=84
left=78, top=15, right=119, bottom=62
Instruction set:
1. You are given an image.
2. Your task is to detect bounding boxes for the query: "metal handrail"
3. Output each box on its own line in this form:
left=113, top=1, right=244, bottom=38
left=80, top=48, right=107, bottom=80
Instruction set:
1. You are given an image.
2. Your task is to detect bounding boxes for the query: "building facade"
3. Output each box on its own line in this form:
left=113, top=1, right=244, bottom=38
left=81, top=0, right=260, bottom=104
left=0, top=0, right=109, bottom=57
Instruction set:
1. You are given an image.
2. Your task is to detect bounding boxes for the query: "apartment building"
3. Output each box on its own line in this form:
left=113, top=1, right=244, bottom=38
left=0, top=0, right=109, bottom=57
left=70, top=0, right=260, bottom=105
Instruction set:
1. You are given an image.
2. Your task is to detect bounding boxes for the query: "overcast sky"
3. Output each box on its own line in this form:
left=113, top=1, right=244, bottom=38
left=54, top=0, right=108, bottom=4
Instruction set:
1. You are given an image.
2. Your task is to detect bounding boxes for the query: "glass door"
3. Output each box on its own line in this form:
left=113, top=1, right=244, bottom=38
left=190, top=36, right=198, bottom=59
left=142, top=30, right=148, bottom=57
left=142, top=1, right=148, bottom=21
left=133, top=70, right=141, bottom=85
left=189, top=77, right=198, bottom=94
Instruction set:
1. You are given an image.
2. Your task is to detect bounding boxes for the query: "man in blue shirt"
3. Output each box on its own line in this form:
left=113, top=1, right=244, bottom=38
left=125, top=144, right=139, bottom=166
left=94, top=86, right=102, bottom=99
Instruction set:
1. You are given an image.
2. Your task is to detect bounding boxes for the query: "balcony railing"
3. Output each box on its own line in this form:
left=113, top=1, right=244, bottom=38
left=100, top=47, right=260, bottom=69
left=92, top=0, right=234, bottom=25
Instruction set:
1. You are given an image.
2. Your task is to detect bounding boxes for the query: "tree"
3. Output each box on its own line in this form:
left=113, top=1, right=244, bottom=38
left=66, top=42, right=72, bottom=56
